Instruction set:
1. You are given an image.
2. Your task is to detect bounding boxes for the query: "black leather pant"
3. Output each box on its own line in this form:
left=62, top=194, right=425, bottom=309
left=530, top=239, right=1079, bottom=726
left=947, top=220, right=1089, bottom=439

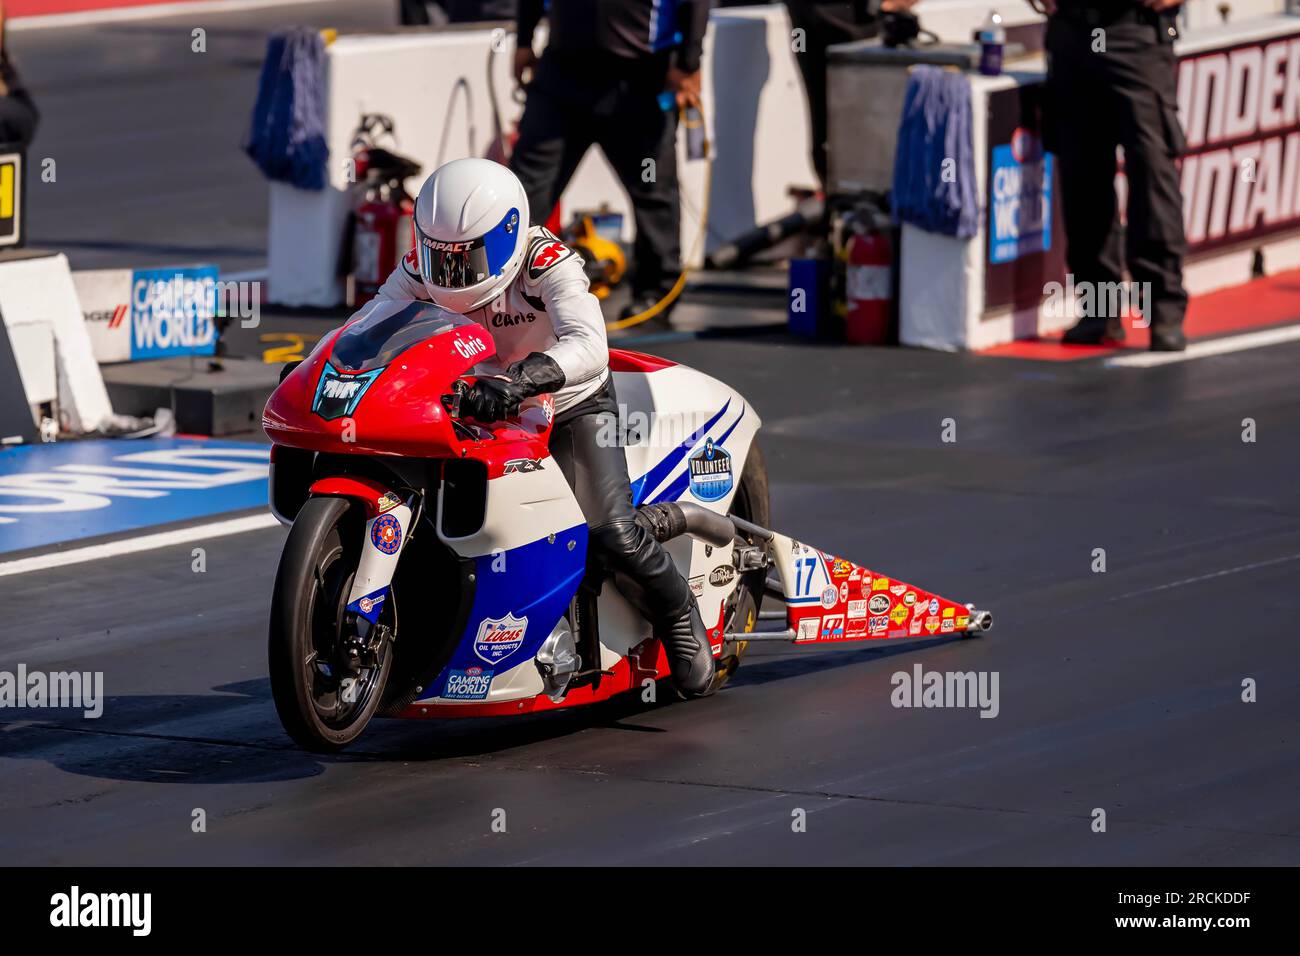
left=509, top=51, right=681, bottom=297
left=548, top=381, right=692, bottom=622
left=1045, top=9, right=1188, bottom=333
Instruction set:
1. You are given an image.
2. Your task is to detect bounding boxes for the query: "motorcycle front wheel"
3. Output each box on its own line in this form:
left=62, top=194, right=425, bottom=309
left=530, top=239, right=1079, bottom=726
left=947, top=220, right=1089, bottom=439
left=269, top=496, right=394, bottom=752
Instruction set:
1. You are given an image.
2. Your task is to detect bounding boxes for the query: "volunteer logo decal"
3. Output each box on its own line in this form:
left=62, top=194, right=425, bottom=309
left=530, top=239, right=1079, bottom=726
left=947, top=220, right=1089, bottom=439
left=688, top=438, right=733, bottom=502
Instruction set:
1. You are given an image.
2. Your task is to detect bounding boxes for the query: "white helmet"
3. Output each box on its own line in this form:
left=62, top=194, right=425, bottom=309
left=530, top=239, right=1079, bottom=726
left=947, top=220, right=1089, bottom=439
left=412, top=158, right=530, bottom=313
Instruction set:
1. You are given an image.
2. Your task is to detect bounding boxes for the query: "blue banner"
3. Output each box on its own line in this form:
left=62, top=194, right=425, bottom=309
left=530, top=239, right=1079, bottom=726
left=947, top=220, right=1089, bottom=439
left=129, top=265, right=219, bottom=359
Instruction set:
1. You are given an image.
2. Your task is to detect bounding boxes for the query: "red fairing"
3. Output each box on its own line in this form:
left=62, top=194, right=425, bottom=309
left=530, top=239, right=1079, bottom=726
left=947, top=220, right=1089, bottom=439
left=788, top=551, right=974, bottom=643
left=309, top=476, right=397, bottom=517
left=608, top=348, right=676, bottom=373
left=262, top=322, right=554, bottom=476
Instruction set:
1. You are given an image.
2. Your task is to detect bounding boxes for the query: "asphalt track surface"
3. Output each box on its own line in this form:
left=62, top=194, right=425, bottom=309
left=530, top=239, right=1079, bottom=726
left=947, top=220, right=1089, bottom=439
left=4, top=2, right=1300, bottom=866
left=4, top=332, right=1300, bottom=865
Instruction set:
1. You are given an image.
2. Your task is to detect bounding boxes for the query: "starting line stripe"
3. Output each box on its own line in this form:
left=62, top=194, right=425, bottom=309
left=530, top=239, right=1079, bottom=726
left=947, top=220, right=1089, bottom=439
left=0, top=512, right=281, bottom=578
left=1104, top=324, right=1300, bottom=368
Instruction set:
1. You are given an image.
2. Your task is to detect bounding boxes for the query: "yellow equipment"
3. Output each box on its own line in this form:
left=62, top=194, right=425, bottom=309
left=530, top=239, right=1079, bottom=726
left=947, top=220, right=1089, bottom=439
left=565, top=213, right=626, bottom=300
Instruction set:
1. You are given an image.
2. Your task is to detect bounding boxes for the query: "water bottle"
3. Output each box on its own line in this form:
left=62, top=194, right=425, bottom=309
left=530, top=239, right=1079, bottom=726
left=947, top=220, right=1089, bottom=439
left=979, top=11, right=1005, bottom=77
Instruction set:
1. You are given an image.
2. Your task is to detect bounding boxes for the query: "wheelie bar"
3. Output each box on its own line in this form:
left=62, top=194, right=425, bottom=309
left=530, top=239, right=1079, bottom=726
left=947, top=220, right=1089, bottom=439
left=638, top=502, right=993, bottom=645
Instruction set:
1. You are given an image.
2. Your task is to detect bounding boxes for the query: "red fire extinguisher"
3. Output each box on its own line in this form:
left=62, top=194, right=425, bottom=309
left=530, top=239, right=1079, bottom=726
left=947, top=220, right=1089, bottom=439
left=844, top=225, right=892, bottom=345
left=347, top=115, right=421, bottom=306
left=353, top=186, right=414, bottom=305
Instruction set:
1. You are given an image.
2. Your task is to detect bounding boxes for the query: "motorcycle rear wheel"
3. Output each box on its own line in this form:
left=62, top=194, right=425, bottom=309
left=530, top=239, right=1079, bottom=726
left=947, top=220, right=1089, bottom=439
left=713, top=440, right=771, bottom=691
left=269, top=496, right=394, bottom=752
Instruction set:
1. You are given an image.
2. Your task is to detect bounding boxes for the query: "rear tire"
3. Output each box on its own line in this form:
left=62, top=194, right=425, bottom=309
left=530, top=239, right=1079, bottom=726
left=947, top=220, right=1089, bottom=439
left=714, top=440, right=771, bottom=690
left=269, top=496, right=394, bottom=752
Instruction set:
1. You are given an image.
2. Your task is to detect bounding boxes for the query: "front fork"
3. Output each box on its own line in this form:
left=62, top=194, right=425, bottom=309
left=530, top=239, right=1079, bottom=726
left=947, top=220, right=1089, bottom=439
left=305, top=478, right=418, bottom=653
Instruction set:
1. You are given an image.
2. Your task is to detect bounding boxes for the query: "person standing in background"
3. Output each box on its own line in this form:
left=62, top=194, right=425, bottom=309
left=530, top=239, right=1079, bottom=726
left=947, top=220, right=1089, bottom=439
left=1041, top=0, right=1188, bottom=351
left=510, top=0, right=711, bottom=327
left=786, top=0, right=919, bottom=189
left=0, top=0, right=40, bottom=146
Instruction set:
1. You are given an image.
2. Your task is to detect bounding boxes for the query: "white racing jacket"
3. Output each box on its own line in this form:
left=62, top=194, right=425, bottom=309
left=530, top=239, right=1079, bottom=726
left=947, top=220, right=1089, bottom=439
left=375, top=226, right=609, bottom=415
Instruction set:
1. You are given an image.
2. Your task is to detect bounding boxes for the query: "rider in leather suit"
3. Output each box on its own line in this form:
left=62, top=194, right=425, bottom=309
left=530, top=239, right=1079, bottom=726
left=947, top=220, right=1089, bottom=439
left=374, top=158, right=715, bottom=697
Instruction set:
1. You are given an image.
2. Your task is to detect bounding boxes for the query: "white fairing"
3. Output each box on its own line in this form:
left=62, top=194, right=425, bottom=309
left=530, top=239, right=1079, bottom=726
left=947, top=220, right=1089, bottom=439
left=598, top=365, right=761, bottom=662
left=423, top=361, right=761, bottom=704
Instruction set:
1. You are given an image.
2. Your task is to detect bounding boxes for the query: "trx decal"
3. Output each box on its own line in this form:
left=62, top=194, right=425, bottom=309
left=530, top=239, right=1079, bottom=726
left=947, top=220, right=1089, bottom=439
left=503, top=458, right=544, bottom=474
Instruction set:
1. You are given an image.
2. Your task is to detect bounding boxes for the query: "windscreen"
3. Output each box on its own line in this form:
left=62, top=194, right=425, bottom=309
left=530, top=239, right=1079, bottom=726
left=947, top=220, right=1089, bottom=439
left=330, top=300, right=461, bottom=372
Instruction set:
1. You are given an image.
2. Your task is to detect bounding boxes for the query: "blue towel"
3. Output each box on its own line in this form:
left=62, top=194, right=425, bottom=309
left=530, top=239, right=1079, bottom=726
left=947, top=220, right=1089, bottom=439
left=891, top=66, right=979, bottom=239
left=242, top=28, right=329, bottom=191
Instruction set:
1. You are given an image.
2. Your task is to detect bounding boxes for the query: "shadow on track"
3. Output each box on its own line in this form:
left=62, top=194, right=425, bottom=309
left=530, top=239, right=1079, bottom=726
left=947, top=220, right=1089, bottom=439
left=0, top=634, right=969, bottom=783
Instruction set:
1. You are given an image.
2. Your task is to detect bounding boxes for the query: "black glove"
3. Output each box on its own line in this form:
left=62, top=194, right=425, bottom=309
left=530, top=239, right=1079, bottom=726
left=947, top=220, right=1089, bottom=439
left=463, top=352, right=565, bottom=423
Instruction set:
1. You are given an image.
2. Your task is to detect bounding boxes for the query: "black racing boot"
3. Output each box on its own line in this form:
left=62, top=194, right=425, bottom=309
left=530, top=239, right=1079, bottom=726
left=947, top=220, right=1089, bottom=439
left=656, top=599, right=716, bottom=698
left=1061, top=316, right=1126, bottom=345
left=1149, top=326, right=1187, bottom=352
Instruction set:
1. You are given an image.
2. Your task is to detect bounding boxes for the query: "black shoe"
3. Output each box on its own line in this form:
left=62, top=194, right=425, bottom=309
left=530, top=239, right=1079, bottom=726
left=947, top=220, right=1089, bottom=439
left=618, top=291, right=676, bottom=329
left=1149, top=327, right=1187, bottom=352
left=655, top=600, right=716, bottom=698
left=1061, top=317, right=1126, bottom=345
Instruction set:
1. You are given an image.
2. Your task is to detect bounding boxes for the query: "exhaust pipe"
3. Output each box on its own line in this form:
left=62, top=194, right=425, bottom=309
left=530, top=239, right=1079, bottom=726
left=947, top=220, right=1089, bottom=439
left=636, top=501, right=735, bottom=548
left=964, top=608, right=993, bottom=635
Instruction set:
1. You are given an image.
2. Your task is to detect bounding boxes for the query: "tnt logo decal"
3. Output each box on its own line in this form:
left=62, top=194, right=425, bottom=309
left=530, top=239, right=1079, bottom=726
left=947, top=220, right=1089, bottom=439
left=474, top=613, right=528, bottom=664
left=312, top=361, right=383, bottom=420
left=688, top=439, right=733, bottom=502
left=370, top=514, right=402, bottom=555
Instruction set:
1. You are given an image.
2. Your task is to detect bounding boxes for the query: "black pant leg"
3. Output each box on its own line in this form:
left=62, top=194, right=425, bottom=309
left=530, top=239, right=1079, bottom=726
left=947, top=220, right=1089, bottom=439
left=1106, top=39, right=1189, bottom=332
left=786, top=1, right=878, bottom=188
left=595, top=73, right=682, bottom=297
left=509, top=55, right=596, bottom=226
left=549, top=392, right=692, bottom=622
left=1046, top=18, right=1125, bottom=310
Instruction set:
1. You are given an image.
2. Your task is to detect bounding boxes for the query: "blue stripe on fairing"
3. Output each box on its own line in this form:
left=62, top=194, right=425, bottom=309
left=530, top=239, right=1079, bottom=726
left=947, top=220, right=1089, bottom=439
left=648, top=406, right=746, bottom=505
left=422, top=523, right=589, bottom=701
left=630, top=400, right=730, bottom=506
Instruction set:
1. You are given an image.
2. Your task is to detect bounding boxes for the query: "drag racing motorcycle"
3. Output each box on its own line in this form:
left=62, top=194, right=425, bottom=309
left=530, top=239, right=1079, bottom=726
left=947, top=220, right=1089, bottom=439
left=263, top=300, right=993, bottom=751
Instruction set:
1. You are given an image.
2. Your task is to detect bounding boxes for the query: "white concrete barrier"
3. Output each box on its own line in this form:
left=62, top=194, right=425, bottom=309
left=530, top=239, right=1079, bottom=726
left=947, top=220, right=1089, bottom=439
left=0, top=252, right=113, bottom=432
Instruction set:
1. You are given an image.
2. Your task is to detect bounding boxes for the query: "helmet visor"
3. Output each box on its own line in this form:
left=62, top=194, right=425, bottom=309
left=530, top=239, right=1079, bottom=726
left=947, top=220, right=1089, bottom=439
left=416, top=207, right=520, bottom=290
